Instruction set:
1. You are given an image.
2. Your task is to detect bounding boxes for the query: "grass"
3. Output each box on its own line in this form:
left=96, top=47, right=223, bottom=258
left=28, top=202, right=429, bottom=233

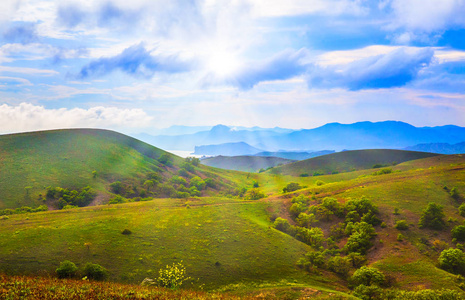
left=0, top=197, right=347, bottom=292
left=0, top=274, right=355, bottom=300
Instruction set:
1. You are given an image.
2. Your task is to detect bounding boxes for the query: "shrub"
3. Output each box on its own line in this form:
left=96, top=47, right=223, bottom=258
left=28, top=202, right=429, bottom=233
left=460, top=204, right=465, bottom=217
left=245, top=188, right=265, bottom=200
left=56, top=260, right=78, bottom=279
left=291, top=194, right=308, bottom=204
left=353, top=284, right=384, bottom=300
left=121, top=229, right=132, bottom=235
left=315, top=180, right=325, bottom=186
left=83, top=263, right=108, bottom=281
left=283, top=182, right=302, bottom=193
left=273, top=217, right=291, bottom=233
left=108, top=195, right=125, bottom=204
left=452, top=225, right=465, bottom=242
left=327, top=256, right=351, bottom=277
left=351, top=266, right=386, bottom=287
left=439, top=248, right=465, bottom=274
left=157, top=262, right=190, bottom=289
left=289, top=202, right=307, bottom=217
left=395, top=220, right=409, bottom=230
left=190, top=176, right=206, bottom=191
left=110, top=181, right=124, bottom=194
left=158, top=153, right=172, bottom=166
left=451, top=187, right=460, bottom=200
left=418, top=202, right=446, bottom=230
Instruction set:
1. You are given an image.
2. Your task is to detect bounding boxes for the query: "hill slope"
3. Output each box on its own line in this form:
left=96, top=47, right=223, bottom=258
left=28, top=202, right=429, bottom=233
left=0, top=129, right=231, bottom=209
left=201, top=155, right=294, bottom=172
left=270, top=149, right=440, bottom=176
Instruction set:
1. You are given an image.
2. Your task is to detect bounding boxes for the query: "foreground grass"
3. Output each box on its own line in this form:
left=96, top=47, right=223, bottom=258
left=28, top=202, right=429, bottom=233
left=0, top=274, right=353, bottom=300
left=0, top=197, right=346, bottom=291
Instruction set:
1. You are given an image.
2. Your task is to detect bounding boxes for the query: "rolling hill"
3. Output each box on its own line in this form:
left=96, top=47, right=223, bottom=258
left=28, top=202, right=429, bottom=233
left=201, top=155, right=294, bottom=172
left=269, top=149, right=440, bottom=176
left=0, top=129, right=235, bottom=210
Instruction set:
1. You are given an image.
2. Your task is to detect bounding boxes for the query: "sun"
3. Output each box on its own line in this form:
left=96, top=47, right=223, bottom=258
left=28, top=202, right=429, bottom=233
left=205, top=49, right=241, bottom=78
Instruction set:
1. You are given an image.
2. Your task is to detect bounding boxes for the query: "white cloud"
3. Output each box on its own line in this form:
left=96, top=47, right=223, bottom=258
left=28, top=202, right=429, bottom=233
left=385, top=0, right=465, bottom=41
left=248, top=0, right=368, bottom=17
left=0, top=103, right=153, bottom=134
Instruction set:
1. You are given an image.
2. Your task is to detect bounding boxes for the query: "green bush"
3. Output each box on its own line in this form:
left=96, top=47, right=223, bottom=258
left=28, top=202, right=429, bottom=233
left=327, top=256, right=351, bottom=277
left=394, top=220, right=409, bottom=230
left=282, top=182, right=302, bottom=193
left=351, top=266, right=386, bottom=287
left=83, top=263, right=108, bottom=281
left=452, top=225, right=465, bottom=242
left=272, top=217, right=291, bottom=233
left=56, top=260, right=78, bottom=279
left=418, top=202, right=446, bottom=230
left=157, top=262, right=190, bottom=289
left=459, top=203, right=465, bottom=217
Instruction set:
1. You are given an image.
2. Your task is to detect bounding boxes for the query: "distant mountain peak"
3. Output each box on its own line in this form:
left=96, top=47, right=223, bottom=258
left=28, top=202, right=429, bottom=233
left=210, top=124, right=231, bottom=133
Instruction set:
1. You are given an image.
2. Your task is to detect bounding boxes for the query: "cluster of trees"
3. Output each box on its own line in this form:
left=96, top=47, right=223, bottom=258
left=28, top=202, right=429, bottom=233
left=273, top=194, right=382, bottom=281
left=107, top=157, right=220, bottom=204
left=46, top=186, right=97, bottom=209
left=0, top=205, right=48, bottom=216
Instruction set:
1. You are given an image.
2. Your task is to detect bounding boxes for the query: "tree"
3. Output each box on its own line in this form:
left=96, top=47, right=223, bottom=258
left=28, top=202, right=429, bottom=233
left=245, top=188, right=265, bottom=200
left=158, top=153, right=172, bottom=166
left=438, top=248, right=465, bottom=274
left=351, top=266, right=386, bottom=287
left=56, top=260, right=78, bottom=279
left=394, top=220, right=409, bottom=230
left=451, top=187, right=460, bottom=200
left=418, top=202, right=446, bottom=230
left=452, top=225, right=465, bottom=242
left=83, top=263, right=108, bottom=281
left=190, top=176, right=206, bottom=191
left=272, top=217, right=291, bottom=233
left=283, top=182, right=302, bottom=193
left=327, top=256, right=351, bottom=277
left=110, top=181, right=123, bottom=194
left=143, top=180, right=155, bottom=192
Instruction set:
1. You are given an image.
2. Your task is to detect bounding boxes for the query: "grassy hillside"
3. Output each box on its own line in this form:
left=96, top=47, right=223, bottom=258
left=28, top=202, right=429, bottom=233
left=270, top=149, right=440, bottom=176
left=201, top=155, right=294, bottom=172
left=0, top=197, right=351, bottom=296
left=264, top=154, right=465, bottom=293
left=0, top=129, right=236, bottom=209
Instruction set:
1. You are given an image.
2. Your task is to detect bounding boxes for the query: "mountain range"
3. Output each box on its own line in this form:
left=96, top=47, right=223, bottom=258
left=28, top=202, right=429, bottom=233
left=135, top=121, right=465, bottom=153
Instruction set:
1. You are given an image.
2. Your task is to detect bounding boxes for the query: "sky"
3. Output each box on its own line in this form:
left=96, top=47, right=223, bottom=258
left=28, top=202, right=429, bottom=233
left=1, top=0, right=465, bottom=134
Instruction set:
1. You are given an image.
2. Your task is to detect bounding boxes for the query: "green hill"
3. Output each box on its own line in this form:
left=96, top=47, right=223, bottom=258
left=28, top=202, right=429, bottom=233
left=201, top=155, right=294, bottom=172
left=0, top=129, right=234, bottom=210
left=0, top=197, right=350, bottom=295
left=270, top=149, right=440, bottom=176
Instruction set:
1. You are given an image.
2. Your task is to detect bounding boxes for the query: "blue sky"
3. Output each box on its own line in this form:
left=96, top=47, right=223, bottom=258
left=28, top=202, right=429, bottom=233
left=0, top=0, right=465, bottom=134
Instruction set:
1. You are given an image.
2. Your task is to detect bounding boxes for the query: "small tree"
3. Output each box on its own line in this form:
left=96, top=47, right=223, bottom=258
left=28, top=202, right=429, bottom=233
left=452, top=225, right=465, bottom=242
left=351, top=266, right=386, bottom=287
left=394, top=220, right=409, bottom=230
left=418, top=202, right=446, bottom=230
left=56, top=260, right=78, bottom=279
left=83, top=263, right=108, bottom=281
left=283, top=182, right=302, bottom=193
left=451, top=187, right=460, bottom=200
left=157, top=262, right=190, bottom=289
left=438, top=248, right=465, bottom=274
left=110, top=181, right=123, bottom=194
